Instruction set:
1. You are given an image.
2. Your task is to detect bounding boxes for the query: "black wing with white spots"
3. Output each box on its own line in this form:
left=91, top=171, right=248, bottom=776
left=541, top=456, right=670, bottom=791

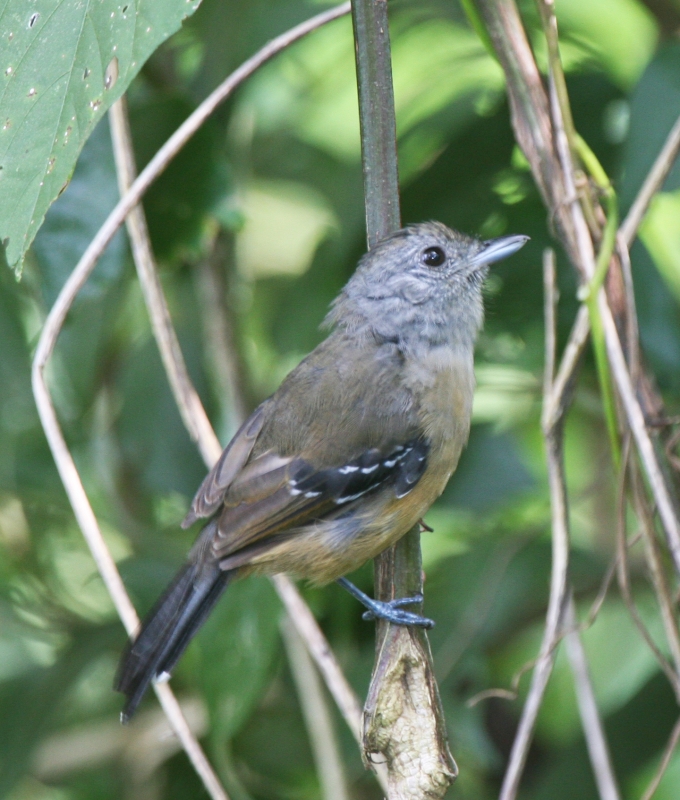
left=289, top=438, right=429, bottom=506
left=210, top=438, right=430, bottom=562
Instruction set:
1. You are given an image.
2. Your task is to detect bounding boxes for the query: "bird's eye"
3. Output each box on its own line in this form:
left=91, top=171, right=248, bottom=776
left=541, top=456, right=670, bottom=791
left=421, top=246, right=446, bottom=268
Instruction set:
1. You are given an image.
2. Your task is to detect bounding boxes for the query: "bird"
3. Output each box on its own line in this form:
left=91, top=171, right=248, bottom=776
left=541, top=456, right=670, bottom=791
left=115, top=221, right=528, bottom=721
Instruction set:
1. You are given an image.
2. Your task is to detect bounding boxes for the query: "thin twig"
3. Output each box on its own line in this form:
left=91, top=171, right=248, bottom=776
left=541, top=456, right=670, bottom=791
left=497, top=239, right=574, bottom=800
left=543, top=305, right=590, bottom=429
left=564, top=596, right=621, bottom=800
left=270, top=576, right=371, bottom=759
left=620, top=113, right=680, bottom=247
left=640, top=715, right=680, bottom=800
left=630, top=461, right=680, bottom=679
left=616, top=236, right=641, bottom=383
left=582, top=551, right=619, bottom=631
left=281, top=617, right=351, bottom=800
left=615, top=441, right=680, bottom=699
left=601, top=295, right=680, bottom=575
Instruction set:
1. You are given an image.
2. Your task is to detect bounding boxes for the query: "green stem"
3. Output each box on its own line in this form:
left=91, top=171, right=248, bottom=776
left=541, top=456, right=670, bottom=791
left=535, top=0, right=577, bottom=156
left=350, top=0, right=419, bottom=632
left=350, top=8, right=455, bottom=783
left=350, top=0, right=401, bottom=247
left=575, top=135, right=621, bottom=468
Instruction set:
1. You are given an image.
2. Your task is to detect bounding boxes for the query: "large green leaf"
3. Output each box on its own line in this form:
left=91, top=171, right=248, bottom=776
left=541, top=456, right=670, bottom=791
left=197, top=577, right=281, bottom=755
left=0, top=0, right=202, bottom=275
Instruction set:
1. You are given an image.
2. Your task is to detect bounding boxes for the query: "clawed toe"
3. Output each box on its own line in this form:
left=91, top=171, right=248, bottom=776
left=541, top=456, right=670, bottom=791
left=361, top=595, right=434, bottom=628
left=388, top=593, right=424, bottom=609
left=336, top=577, right=435, bottom=629
left=362, top=606, right=435, bottom=628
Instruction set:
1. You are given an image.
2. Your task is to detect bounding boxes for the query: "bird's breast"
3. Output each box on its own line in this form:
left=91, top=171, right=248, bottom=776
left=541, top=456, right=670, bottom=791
left=240, top=345, right=477, bottom=585
left=404, top=344, right=475, bottom=450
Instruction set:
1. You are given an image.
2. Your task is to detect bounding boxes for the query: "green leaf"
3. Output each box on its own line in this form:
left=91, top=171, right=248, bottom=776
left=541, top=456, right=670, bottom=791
left=0, top=626, right=118, bottom=797
left=620, top=43, right=680, bottom=212
left=639, top=190, right=680, bottom=301
left=555, top=0, right=658, bottom=90
left=0, top=0, right=203, bottom=275
left=197, top=577, right=281, bottom=747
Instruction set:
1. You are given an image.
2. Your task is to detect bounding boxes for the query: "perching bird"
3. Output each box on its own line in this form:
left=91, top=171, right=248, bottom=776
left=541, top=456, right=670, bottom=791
left=115, top=221, right=528, bottom=721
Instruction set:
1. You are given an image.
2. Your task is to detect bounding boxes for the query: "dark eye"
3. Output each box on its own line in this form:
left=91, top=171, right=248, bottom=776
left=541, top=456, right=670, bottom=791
left=421, top=246, right=446, bottom=267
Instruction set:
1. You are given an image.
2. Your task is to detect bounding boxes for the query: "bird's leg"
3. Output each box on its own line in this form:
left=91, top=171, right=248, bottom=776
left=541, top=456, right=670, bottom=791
left=336, top=577, right=435, bottom=628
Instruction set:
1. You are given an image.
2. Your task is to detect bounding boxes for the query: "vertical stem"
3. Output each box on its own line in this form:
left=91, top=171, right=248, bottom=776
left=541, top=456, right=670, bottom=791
left=351, top=0, right=414, bottom=652
left=351, top=4, right=456, bottom=796
left=564, top=598, right=621, bottom=800
left=351, top=0, right=411, bottom=636
left=351, top=0, right=401, bottom=246
left=351, top=0, right=419, bottom=659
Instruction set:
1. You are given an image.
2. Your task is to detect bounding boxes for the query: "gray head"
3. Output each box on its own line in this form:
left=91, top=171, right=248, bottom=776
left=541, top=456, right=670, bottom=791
left=327, top=221, right=528, bottom=354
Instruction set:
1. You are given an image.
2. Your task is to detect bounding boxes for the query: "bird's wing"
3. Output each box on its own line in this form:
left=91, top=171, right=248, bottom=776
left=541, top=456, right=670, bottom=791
left=182, top=333, right=428, bottom=565
left=211, top=437, right=429, bottom=565
left=181, top=403, right=269, bottom=528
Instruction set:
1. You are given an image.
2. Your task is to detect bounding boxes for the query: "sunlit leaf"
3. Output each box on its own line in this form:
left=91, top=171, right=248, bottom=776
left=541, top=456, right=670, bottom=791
left=556, top=0, right=657, bottom=90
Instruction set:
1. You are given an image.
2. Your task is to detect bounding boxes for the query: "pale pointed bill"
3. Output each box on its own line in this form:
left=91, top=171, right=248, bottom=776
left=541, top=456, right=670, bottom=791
left=471, top=234, right=530, bottom=267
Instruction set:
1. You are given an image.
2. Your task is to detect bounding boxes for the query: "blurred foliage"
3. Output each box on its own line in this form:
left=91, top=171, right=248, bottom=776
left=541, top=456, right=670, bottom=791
left=2, top=0, right=680, bottom=798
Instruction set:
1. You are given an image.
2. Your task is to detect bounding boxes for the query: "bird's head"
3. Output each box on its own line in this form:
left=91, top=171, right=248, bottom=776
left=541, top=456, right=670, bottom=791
left=327, top=221, right=529, bottom=353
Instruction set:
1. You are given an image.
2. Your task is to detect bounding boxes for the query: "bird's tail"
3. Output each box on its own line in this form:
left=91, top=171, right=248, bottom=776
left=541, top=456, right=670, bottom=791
left=115, top=528, right=232, bottom=722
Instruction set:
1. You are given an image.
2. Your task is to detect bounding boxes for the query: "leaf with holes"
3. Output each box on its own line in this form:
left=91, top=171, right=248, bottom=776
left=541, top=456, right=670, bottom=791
left=0, top=0, right=203, bottom=275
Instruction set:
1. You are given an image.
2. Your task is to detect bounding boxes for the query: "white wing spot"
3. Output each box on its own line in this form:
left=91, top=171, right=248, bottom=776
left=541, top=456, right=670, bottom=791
left=339, top=465, right=359, bottom=474
left=336, top=489, right=369, bottom=504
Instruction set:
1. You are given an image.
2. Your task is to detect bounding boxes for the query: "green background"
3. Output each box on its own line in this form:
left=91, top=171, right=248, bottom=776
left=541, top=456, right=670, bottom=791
left=2, top=0, right=680, bottom=797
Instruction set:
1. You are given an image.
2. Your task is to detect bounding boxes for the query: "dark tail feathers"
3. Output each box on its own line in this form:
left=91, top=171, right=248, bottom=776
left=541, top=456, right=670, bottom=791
left=115, top=547, right=232, bottom=722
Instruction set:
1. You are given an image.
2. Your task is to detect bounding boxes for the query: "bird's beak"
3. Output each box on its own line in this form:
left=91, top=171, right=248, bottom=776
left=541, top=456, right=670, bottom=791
left=470, top=234, right=530, bottom=267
